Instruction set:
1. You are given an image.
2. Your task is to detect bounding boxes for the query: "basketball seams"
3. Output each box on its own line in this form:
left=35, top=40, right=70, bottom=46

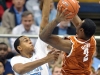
left=67, top=0, right=76, bottom=13
left=57, top=0, right=79, bottom=19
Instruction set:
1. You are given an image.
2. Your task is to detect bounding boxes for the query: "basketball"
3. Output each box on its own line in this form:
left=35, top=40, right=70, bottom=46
left=57, top=0, right=80, bottom=19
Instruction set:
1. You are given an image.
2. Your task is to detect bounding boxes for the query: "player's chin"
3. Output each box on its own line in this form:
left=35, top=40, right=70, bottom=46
left=30, top=45, right=34, bottom=49
left=30, top=49, right=34, bottom=54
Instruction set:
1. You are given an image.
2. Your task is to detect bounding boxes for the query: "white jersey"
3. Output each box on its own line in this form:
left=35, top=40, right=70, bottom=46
left=10, top=37, right=51, bottom=75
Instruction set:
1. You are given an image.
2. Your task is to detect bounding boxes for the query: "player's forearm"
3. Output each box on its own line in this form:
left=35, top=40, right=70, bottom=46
left=39, top=0, right=51, bottom=33
left=39, top=19, right=59, bottom=42
left=71, top=15, right=82, bottom=28
left=16, top=57, right=50, bottom=74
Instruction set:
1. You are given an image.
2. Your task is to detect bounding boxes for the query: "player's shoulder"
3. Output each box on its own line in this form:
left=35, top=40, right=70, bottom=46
left=63, top=35, right=74, bottom=40
left=11, top=55, right=22, bottom=60
left=90, top=36, right=96, bottom=42
left=90, top=36, right=96, bottom=44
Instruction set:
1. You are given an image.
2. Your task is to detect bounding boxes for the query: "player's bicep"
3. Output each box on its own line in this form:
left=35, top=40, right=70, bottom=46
left=46, top=35, right=72, bottom=53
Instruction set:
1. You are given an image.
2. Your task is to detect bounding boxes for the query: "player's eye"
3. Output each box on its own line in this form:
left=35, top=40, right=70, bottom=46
left=24, top=39, right=28, bottom=42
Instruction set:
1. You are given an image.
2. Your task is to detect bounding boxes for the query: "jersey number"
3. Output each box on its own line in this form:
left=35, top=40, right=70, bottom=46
left=81, top=43, right=90, bottom=62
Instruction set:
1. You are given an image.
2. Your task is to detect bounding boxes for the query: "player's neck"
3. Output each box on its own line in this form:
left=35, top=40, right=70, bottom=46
left=76, top=37, right=89, bottom=41
left=21, top=52, right=33, bottom=58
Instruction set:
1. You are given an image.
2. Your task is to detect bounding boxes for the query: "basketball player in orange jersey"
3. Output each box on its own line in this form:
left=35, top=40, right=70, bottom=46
left=39, top=1, right=97, bottom=75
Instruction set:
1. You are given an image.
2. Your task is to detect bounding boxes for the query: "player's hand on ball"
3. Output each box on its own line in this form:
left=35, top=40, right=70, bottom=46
left=55, top=5, right=72, bottom=23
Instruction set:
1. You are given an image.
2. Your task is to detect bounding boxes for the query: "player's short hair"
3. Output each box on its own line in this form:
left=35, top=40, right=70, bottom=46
left=14, top=36, right=23, bottom=54
left=0, top=42, right=8, bottom=48
left=80, top=19, right=96, bottom=38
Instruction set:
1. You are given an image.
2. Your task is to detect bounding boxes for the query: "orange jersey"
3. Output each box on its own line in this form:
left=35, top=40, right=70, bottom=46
left=62, top=36, right=96, bottom=75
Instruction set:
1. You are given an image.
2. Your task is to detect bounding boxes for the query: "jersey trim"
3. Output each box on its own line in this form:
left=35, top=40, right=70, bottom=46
left=74, top=36, right=90, bottom=44
left=93, top=36, right=96, bottom=45
left=67, top=39, right=74, bottom=57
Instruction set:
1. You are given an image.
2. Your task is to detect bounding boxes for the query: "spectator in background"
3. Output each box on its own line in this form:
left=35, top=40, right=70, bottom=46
left=0, top=26, right=11, bottom=48
left=52, top=21, right=76, bottom=35
left=0, top=0, right=12, bottom=23
left=2, top=0, right=27, bottom=33
left=47, top=45, right=63, bottom=68
left=26, top=0, right=39, bottom=14
left=0, top=42, right=14, bottom=75
left=52, top=64, right=62, bottom=75
left=53, top=0, right=59, bottom=9
left=92, top=49, right=100, bottom=71
left=33, top=0, right=57, bottom=26
left=10, top=11, right=39, bottom=51
left=0, top=59, right=5, bottom=75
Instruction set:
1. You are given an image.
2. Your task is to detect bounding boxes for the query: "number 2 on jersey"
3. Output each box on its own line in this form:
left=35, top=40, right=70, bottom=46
left=81, top=43, right=90, bottom=62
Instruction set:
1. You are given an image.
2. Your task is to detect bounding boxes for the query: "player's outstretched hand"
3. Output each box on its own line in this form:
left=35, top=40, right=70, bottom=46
left=46, top=50, right=61, bottom=63
left=55, top=5, right=72, bottom=23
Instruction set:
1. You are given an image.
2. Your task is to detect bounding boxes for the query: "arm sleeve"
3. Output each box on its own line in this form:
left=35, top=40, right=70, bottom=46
left=10, top=56, right=23, bottom=68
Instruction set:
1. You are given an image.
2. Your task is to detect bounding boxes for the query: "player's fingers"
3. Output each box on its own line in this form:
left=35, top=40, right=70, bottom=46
left=57, top=6, right=59, bottom=15
left=65, top=12, right=72, bottom=17
left=54, top=50, right=61, bottom=53
left=53, top=52, right=61, bottom=56
left=62, top=8, right=68, bottom=14
left=58, top=5, right=63, bottom=14
left=61, top=8, right=67, bottom=17
left=48, top=50, right=55, bottom=54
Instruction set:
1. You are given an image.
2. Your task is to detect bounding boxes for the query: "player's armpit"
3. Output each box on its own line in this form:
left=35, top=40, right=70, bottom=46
left=43, top=35, right=72, bottom=53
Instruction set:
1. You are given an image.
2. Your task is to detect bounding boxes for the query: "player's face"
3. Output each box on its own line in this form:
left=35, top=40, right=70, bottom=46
left=19, top=36, right=34, bottom=54
left=0, top=44, right=8, bottom=59
left=0, top=62, right=4, bottom=75
left=22, top=14, right=34, bottom=31
left=76, top=21, right=85, bottom=39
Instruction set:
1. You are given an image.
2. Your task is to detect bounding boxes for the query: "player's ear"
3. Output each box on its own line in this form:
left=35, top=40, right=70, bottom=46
left=17, top=46, right=22, bottom=51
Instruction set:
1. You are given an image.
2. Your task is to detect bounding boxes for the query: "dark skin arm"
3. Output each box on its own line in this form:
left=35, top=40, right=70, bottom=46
left=71, top=15, right=82, bottom=28
left=39, top=7, right=72, bottom=53
left=39, top=0, right=71, bottom=53
left=39, top=0, right=82, bottom=53
left=40, top=0, right=82, bottom=53
left=39, top=0, right=51, bottom=33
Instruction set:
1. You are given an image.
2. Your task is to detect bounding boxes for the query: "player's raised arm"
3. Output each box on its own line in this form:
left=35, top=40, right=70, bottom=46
left=71, top=1, right=82, bottom=28
left=39, top=6, right=72, bottom=53
left=39, top=0, right=51, bottom=33
left=71, top=15, right=82, bottom=28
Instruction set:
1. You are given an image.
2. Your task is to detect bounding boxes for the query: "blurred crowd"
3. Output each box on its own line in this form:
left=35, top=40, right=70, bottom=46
left=0, top=0, right=99, bottom=75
